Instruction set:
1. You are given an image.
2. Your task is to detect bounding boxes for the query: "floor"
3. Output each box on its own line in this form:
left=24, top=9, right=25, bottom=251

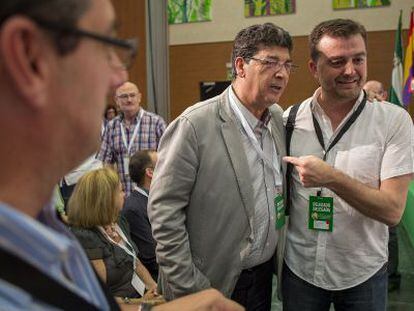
left=271, top=225, right=414, bottom=310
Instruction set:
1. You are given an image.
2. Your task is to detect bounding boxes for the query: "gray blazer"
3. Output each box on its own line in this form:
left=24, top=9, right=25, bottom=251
left=148, top=87, right=287, bottom=300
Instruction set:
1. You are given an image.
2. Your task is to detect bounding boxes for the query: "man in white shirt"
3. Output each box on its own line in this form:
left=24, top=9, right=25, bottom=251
left=283, top=19, right=414, bottom=311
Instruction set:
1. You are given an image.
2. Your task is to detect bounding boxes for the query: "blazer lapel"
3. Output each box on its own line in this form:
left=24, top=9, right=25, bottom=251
left=218, top=88, right=255, bottom=227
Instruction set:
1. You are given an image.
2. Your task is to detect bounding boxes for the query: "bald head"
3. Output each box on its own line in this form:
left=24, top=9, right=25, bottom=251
left=363, top=80, right=387, bottom=102
left=115, top=81, right=142, bottom=120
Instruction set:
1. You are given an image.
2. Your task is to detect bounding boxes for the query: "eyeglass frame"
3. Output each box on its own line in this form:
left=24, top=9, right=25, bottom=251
left=30, top=18, right=138, bottom=69
left=116, top=92, right=139, bottom=100
left=248, top=57, right=298, bottom=73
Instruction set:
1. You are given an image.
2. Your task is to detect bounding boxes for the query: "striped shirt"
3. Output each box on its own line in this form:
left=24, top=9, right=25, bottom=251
left=98, top=109, right=166, bottom=195
left=0, top=201, right=109, bottom=310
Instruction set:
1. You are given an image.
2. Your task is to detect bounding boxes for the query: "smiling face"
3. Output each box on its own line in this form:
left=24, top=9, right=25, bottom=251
left=237, top=45, right=291, bottom=109
left=309, top=34, right=367, bottom=104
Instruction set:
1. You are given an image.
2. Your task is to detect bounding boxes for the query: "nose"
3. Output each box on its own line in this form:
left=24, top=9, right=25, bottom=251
left=275, top=65, right=289, bottom=79
left=343, top=60, right=356, bottom=75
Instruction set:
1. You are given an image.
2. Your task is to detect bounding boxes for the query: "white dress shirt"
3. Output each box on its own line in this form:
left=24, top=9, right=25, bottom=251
left=283, top=88, right=414, bottom=290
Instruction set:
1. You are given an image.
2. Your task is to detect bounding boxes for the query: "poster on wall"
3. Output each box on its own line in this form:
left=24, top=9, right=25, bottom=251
left=333, top=0, right=390, bottom=10
left=168, top=0, right=212, bottom=24
left=245, top=0, right=295, bottom=17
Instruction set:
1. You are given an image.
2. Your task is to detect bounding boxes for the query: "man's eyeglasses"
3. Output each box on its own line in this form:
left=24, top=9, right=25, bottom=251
left=249, top=57, right=298, bottom=73
left=117, top=93, right=138, bottom=100
left=32, top=18, right=137, bottom=70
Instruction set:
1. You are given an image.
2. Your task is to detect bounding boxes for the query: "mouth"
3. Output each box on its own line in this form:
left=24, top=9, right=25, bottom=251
left=270, top=84, right=283, bottom=92
left=336, top=77, right=360, bottom=87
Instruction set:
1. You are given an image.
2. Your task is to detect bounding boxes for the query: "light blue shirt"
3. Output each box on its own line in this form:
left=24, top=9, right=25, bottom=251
left=0, top=201, right=109, bottom=310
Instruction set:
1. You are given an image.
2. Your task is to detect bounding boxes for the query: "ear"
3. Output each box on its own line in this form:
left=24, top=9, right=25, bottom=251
left=234, top=56, right=246, bottom=78
left=308, top=59, right=318, bottom=79
left=145, top=167, right=154, bottom=179
left=0, top=17, right=52, bottom=108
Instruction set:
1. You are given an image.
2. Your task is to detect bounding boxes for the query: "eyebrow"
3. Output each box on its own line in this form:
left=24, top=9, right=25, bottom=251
left=328, top=52, right=367, bottom=59
left=263, top=55, right=292, bottom=62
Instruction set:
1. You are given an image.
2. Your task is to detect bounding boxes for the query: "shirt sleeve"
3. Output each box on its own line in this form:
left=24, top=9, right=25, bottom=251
left=97, top=120, right=115, bottom=164
left=381, top=109, right=414, bottom=180
left=155, top=116, right=167, bottom=148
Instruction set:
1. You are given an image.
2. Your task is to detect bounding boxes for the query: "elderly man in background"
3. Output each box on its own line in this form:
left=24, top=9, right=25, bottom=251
left=363, top=80, right=388, bottom=102
left=98, top=81, right=166, bottom=195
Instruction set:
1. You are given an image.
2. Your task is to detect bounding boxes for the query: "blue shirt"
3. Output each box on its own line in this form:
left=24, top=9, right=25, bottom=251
left=0, top=201, right=109, bottom=310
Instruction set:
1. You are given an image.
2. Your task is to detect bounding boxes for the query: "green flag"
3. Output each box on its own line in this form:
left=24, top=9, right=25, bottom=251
left=389, top=10, right=404, bottom=106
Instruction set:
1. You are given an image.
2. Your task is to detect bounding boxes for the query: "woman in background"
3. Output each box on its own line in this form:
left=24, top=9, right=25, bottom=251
left=68, top=167, right=157, bottom=304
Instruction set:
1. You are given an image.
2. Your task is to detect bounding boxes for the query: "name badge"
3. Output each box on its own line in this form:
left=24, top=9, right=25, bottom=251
left=275, top=194, right=285, bottom=229
left=308, top=195, right=333, bottom=232
left=123, top=156, right=130, bottom=176
left=131, top=272, right=146, bottom=296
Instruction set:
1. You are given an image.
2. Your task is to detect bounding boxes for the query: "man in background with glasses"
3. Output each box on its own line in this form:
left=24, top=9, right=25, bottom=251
left=98, top=81, right=166, bottom=196
left=0, top=1, right=243, bottom=310
left=149, top=23, right=295, bottom=310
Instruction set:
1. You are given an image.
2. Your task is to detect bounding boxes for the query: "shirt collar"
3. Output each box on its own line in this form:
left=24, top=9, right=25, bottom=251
left=229, top=86, right=271, bottom=130
left=310, top=87, right=365, bottom=118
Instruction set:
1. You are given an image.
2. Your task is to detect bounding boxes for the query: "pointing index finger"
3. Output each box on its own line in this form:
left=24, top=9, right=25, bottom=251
left=283, top=156, right=302, bottom=167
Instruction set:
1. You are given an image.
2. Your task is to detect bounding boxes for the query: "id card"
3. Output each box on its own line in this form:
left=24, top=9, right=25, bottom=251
left=131, top=273, right=146, bottom=296
left=123, top=156, right=130, bottom=176
left=275, top=194, right=285, bottom=229
left=308, top=195, right=333, bottom=232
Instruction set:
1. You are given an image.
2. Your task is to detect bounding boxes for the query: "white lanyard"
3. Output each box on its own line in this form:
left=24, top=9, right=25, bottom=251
left=229, top=90, right=282, bottom=186
left=120, top=109, right=144, bottom=155
left=99, top=225, right=137, bottom=270
left=133, top=186, right=149, bottom=198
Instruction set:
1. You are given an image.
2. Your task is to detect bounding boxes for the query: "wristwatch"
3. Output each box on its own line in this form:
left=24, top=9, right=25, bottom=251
left=138, top=303, right=153, bottom=311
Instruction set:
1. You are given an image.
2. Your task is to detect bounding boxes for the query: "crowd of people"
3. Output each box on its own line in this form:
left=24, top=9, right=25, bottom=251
left=0, top=1, right=413, bottom=311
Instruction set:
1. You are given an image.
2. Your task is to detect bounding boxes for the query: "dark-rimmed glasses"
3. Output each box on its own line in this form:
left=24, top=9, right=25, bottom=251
left=32, top=18, right=137, bottom=70
left=249, top=57, right=298, bottom=74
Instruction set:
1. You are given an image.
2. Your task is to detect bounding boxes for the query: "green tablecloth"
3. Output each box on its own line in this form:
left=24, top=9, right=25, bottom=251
left=402, top=180, right=414, bottom=247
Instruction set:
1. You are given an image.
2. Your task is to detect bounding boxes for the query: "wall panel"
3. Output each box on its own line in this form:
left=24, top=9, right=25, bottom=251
left=170, top=30, right=411, bottom=119
left=111, top=0, right=147, bottom=106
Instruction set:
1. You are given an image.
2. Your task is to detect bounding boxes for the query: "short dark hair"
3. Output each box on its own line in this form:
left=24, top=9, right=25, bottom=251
left=129, top=150, right=155, bottom=186
left=104, top=104, right=117, bottom=119
left=231, top=23, right=292, bottom=79
left=309, top=19, right=367, bottom=61
left=0, top=0, right=91, bottom=54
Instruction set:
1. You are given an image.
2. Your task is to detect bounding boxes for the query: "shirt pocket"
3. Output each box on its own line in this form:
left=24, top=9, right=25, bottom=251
left=332, top=144, right=382, bottom=216
left=334, top=144, right=382, bottom=186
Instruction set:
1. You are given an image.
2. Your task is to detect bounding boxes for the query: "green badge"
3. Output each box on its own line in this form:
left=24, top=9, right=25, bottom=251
left=275, top=194, right=285, bottom=229
left=308, top=195, right=333, bottom=232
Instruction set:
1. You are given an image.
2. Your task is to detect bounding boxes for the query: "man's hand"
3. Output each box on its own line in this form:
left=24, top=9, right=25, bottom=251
left=283, top=155, right=334, bottom=187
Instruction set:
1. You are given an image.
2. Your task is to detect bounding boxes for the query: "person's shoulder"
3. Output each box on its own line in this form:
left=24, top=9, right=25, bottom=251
left=123, top=192, right=146, bottom=211
left=368, top=100, right=412, bottom=121
left=142, top=110, right=164, bottom=120
left=70, top=226, right=102, bottom=247
left=282, top=97, right=312, bottom=120
left=106, top=115, right=122, bottom=130
left=179, top=89, right=229, bottom=122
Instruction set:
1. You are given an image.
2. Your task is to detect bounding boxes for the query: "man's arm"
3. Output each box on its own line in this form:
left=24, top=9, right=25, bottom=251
left=155, top=116, right=167, bottom=147
left=148, top=117, right=211, bottom=299
left=97, top=120, right=115, bottom=164
left=283, top=155, right=412, bottom=226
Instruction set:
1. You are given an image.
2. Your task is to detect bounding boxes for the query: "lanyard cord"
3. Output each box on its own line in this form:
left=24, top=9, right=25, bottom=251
left=312, top=92, right=367, bottom=195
